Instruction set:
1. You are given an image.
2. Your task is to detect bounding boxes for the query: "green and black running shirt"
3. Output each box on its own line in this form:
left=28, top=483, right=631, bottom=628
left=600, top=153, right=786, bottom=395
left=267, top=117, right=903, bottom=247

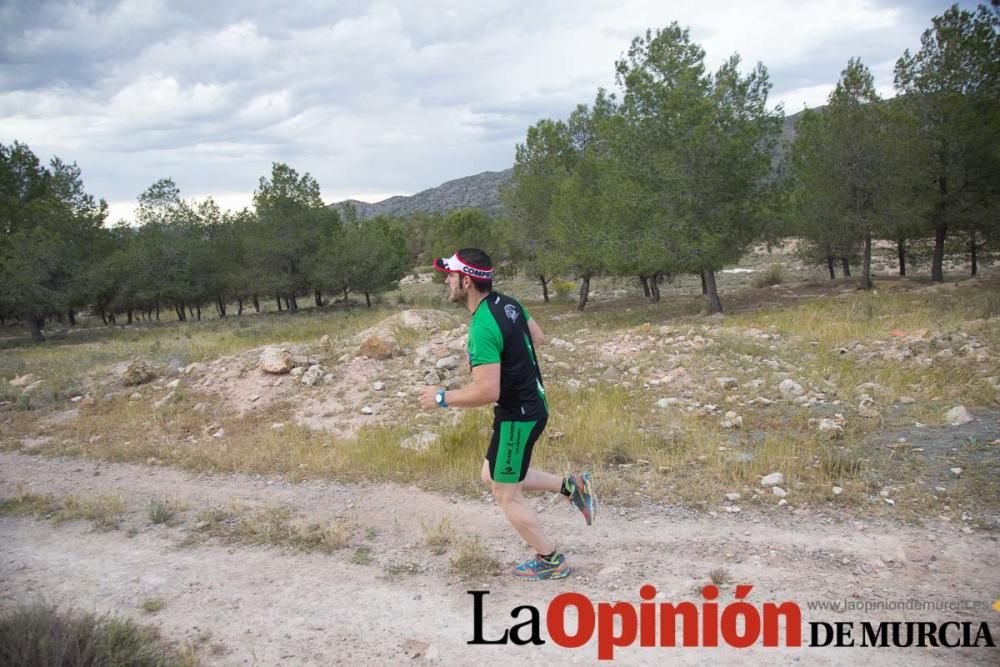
left=468, top=292, right=548, bottom=420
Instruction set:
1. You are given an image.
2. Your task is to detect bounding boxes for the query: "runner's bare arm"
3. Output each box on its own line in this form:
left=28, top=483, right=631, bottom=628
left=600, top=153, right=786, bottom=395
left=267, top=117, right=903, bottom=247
left=418, top=363, right=500, bottom=408
left=528, top=318, right=545, bottom=347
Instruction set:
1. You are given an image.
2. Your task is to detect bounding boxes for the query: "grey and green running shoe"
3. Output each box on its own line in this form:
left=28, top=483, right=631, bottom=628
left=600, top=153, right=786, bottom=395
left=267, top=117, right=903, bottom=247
left=566, top=472, right=596, bottom=525
left=513, top=553, right=571, bottom=580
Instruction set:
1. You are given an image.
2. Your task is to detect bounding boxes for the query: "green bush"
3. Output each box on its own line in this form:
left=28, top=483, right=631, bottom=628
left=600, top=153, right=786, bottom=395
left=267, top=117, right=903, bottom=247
left=0, top=604, right=192, bottom=666
left=751, top=263, right=785, bottom=289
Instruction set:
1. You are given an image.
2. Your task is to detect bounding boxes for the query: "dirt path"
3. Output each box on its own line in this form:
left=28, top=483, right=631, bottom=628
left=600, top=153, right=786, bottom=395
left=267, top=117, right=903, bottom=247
left=1, top=451, right=998, bottom=665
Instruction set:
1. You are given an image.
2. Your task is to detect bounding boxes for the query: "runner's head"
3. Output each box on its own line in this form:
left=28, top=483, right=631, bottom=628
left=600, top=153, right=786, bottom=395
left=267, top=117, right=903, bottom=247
left=434, top=248, right=493, bottom=299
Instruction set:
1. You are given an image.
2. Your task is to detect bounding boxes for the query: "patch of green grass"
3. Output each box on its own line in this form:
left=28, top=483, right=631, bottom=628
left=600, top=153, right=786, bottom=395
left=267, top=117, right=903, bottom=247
left=193, top=503, right=354, bottom=554
left=350, top=545, right=373, bottom=565
left=449, top=535, right=501, bottom=580
left=140, top=597, right=165, bottom=614
left=0, top=491, right=126, bottom=531
left=421, top=517, right=456, bottom=555
left=147, top=499, right=184, bottom=526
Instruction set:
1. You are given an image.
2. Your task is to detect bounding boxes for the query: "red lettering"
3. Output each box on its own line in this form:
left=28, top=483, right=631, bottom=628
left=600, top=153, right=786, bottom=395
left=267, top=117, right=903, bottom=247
left=639, top=585, right=657, bottom=647
left=597, top=602, right=638, bottom=660
left=762, top=602, right=802, bottom=647
left=547, top=593, right=594, bottom=648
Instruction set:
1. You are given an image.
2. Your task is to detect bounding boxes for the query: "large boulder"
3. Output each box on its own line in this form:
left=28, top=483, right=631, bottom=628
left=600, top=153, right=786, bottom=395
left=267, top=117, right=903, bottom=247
left=359, top=335, right=399, bottom=360
left=121, top=358, right=154, bottom=386
left=259, top=347, right=293, bottom=374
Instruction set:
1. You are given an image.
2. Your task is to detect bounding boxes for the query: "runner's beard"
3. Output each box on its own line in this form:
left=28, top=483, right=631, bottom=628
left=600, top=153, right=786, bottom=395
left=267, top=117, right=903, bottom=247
left=448, top=280, right=467, bottom=303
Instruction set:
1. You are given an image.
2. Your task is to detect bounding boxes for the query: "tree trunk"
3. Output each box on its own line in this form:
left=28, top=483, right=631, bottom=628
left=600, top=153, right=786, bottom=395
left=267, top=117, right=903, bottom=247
left=365, top=292, right=371, bottom=308
left=315, top=290, right=323, bottom=308
left=897, top=238, right=906, bottom=276
left=195, top=305, right=201, bottom=321
left=127, top=309, right=133, bottom=325
left=290, top=294, right=298, bottom=310
left=539, top=275, right=550, bottom=304
left=276, top=294, right=283, bottom=312
left=283, top=297, right=291, bottom=311
left=216, top=295, right=226, bottom=318
left=577, top=275, right=591, bottom=311
left=237, top=298, right=244, bottom=315
left=109, top=312, right=117, bottom=325
left=703, top=268, right=723, bottom=314
left=826, top=256, right=835, bottom=280
left=650, top=273, right=661, bottom=303
left=175, top=304, right=186, bottom=321
left=639, top=275, right=651, bottom=298
left=155, top=298, right=160, bottom=321
left=861, top=231, right=873, bottom=290
left=968, top=229, right=978, bottom=276
left=343, top=288, right=351, bottom=307
left=98, top=306, right=108, bottom=326
left=840, top=257, right=851, bottom=277
left=700, top=271, right=708, bottom=295
left=253, top=294, right=260, bottom=313
left=29, top=315, right=45, bottom=343
left=931, top=222, right=947, bottom=282
left=67, top=309, right=76, bottom=326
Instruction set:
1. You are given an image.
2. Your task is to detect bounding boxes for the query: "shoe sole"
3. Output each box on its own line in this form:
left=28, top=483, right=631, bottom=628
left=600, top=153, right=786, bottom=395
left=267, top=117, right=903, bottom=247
left=513, top=566, right=572, bottom=581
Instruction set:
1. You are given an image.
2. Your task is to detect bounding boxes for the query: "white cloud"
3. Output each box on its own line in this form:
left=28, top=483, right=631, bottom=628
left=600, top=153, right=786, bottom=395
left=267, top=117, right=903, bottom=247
left=1, top=0, right=970, bottom=206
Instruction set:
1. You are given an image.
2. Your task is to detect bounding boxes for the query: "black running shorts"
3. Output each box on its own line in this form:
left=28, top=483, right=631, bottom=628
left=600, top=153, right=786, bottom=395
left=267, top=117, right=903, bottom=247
left=485, top=414, right=548, bottom=484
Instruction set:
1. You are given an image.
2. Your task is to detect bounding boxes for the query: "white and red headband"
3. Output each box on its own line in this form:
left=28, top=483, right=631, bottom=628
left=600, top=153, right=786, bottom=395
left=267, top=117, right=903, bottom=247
left=433, top=252, right=493, bottom=280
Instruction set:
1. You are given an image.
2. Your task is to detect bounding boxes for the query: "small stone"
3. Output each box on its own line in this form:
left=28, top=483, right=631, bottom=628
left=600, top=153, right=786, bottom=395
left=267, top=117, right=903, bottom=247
left=717, top=377, right=738, bottom=390
left=361, top=406, right=374, bottom=415
left=359, top=335, right=399, bottom=360
left=777, top=499, right=788, bottom=507
left=271, top=423, right=285, bottom=430
left=372, top=381, right=385, bottom=391
left=720, top=411, right=743, bottom=429
left=898, top=396, right=916, bottom=405
left=772, top=486, right=787, bottom=498
left=152, top=391, right=175, bottom=409
left=934, top=486, right=946, bottom=492
left=778, top=379, right=804, bottom=398
left=301, top=365, right=324, bottom=386
left=165, top=378, right=181, bottom=389
left=818, top=418, right=844, bottom=433
left=883, top=497, right=895, bottom=506
left=259, top=347, right=293, bottom=374
left=760, top=472, right=784, bottom=487
left=724, top=506, right=741, bottom=513
left=725, top=493, right=741, bottom=501
left=950, top=467, right=962, bottom=477
left=944, top=406, right=972, bottom=426
left=129, top=392, right=143, bottom=401
left=212, top=428, right=225, bottom=438
left=832, top=486, right=843, bottom=495
left=436, top=355, right=460, bottom=370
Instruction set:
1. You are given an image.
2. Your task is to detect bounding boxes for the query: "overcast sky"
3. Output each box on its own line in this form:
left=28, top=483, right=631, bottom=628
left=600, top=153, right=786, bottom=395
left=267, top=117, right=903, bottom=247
left=0, top=0, right=975, bottom=222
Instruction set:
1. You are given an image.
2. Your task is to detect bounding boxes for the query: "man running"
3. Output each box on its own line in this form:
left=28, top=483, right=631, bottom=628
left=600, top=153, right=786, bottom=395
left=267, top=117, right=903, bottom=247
left=419, top=248, right=596, bottom=580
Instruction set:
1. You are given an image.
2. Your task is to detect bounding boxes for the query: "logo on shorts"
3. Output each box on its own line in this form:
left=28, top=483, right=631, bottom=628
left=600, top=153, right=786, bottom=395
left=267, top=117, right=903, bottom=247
left=504, top=304, right=519, bottom=323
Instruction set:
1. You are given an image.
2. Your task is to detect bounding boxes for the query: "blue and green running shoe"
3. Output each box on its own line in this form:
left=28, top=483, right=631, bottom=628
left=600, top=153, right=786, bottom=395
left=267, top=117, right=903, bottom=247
left=512, top=553, right=571, bottom=580
left=566, top=472, right=596, bottom=525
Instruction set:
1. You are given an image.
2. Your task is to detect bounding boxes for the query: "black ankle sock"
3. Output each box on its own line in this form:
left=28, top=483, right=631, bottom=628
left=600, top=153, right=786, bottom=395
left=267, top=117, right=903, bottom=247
left=559, top=476, right=572, bottom=497
left=540, top=550, right=558, bottom=562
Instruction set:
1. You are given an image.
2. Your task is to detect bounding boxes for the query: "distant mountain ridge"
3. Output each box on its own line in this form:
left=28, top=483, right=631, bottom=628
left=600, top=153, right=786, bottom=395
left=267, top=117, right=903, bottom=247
left=331, top=109, right=810, bottom=221
left=331, top=169, right=512, bottom=221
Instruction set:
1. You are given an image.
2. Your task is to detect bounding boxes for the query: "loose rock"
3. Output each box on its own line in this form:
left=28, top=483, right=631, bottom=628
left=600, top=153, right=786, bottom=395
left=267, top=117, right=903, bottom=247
left=760, top=472, right=784, bottom=487
left=259, top=348, right=293, bottom=374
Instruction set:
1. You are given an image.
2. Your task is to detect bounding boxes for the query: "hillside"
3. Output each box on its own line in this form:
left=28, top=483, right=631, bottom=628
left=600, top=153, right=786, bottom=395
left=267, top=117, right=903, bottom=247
left=331, top=169, right=511, bottom=221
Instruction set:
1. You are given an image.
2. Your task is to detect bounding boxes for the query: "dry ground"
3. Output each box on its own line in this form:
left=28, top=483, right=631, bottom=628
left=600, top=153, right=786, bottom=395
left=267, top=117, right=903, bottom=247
left=1, top=248, right=999, bottom=665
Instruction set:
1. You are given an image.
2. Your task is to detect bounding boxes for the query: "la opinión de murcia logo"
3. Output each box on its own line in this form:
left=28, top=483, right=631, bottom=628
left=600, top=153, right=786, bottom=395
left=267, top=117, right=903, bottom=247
left=468, top=585, right=996, bottom=660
